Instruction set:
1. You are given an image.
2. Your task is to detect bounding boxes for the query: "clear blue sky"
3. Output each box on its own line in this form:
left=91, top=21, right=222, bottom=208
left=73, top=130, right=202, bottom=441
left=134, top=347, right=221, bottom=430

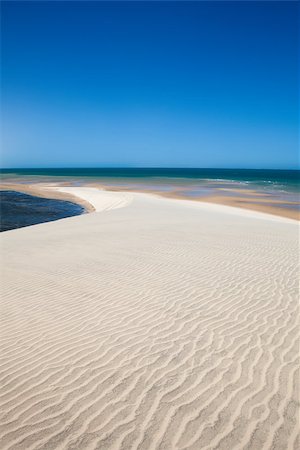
left=1, top=1, right=299, bottom=169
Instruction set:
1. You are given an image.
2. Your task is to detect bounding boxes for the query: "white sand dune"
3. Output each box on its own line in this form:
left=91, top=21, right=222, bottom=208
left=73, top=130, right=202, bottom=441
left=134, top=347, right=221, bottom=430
left=54, top=187, right=133, bottom=212
left=0, top=190, right=299, bottom=450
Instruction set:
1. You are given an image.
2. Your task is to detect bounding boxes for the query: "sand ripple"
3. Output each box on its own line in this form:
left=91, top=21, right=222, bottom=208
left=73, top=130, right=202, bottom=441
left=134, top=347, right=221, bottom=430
left=0, top=193, right=299, bottom=449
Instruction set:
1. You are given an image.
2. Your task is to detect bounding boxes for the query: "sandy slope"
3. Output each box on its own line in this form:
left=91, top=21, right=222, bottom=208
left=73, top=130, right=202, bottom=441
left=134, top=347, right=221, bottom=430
left=0, top=190, right=299, bottom=450
left=54, top=187, right=133, bottom=212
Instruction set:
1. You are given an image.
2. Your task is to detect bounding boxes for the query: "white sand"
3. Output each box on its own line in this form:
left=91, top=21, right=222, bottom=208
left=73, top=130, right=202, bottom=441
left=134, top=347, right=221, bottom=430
left=54, top=187, right=133, bottom=212
left=0, top=189, right=299, bottom=450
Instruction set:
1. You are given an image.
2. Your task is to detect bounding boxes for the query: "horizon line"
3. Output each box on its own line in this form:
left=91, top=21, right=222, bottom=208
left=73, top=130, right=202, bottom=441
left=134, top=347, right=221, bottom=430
left=1, top=167, right=299, bottom=172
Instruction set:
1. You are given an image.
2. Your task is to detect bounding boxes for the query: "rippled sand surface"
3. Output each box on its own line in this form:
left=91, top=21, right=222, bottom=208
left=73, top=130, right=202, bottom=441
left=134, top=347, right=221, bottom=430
left=1, top=190, right=299, bottom=450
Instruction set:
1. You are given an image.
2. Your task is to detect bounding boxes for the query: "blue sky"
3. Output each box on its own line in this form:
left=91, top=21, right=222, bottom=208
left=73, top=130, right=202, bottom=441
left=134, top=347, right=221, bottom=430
left=1, top=1, right=299, bottom=169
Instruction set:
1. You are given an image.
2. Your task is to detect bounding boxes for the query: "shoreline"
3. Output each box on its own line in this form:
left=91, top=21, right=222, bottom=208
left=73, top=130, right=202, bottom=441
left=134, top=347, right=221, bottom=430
left=0, top=183, right=95, bottom=213
left=1, top=181, right=299, bottom=222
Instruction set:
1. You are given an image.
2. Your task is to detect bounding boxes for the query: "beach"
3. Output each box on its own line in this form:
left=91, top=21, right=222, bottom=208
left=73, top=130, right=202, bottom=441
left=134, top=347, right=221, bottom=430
left=1, top=177, right=299, bottom=222
left=1, top=188, right=299, bottom=449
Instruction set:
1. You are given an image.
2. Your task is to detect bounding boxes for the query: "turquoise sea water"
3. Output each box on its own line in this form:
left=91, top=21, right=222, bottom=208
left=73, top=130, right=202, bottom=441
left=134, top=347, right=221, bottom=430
left=1, top=167, right=299, bottom=188
left=1, top=168, right=299, bottom=192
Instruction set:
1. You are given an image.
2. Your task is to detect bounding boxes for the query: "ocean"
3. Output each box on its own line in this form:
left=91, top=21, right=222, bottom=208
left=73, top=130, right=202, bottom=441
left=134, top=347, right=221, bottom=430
left=1, top=168, right=299, bottom=193
left=1, top=167, right=299, bottom=187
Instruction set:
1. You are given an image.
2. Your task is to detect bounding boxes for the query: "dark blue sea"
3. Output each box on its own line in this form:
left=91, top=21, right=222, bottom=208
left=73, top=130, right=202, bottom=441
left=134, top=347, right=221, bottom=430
left=0, top=191, right=84, bottom=232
